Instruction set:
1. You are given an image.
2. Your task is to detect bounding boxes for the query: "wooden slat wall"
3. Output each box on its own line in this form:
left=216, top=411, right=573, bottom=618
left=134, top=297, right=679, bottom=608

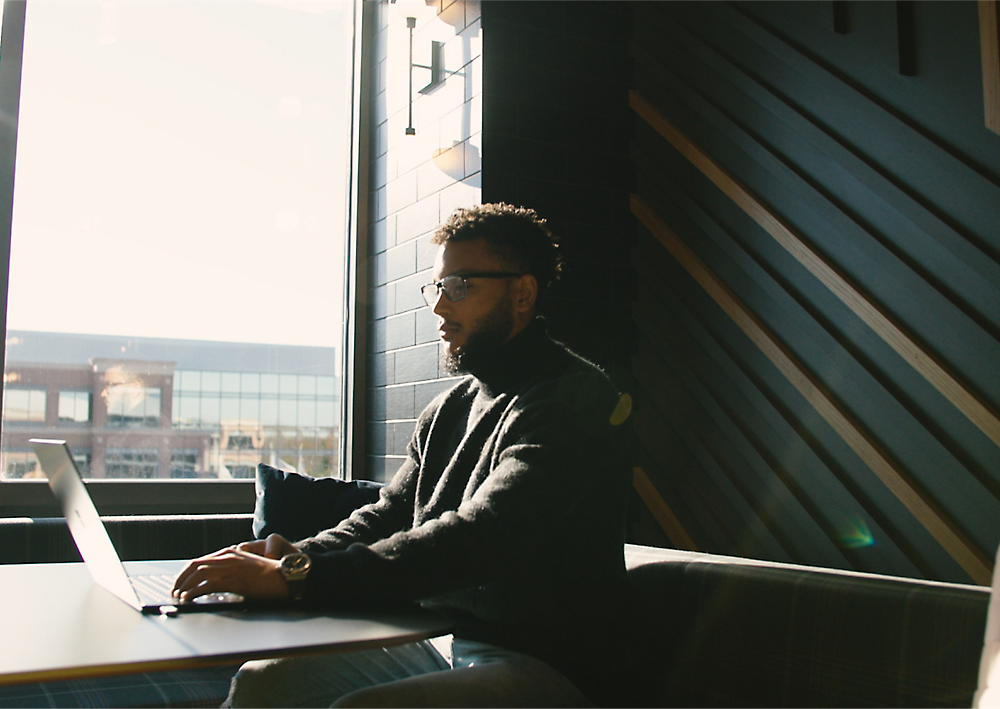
left=628, top=1, right=1000, bottom=584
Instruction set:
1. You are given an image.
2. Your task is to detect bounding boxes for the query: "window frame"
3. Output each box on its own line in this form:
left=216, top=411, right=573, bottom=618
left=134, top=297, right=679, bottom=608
left=0, top=0, right=371, bottom=517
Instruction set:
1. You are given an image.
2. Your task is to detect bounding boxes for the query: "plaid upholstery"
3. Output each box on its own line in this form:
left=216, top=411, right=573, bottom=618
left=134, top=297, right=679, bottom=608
left=629, top=560, right=989, bottom=708
left=0, top=665, right=240, bottom=708
left=0, top=515, right=254, bottom=565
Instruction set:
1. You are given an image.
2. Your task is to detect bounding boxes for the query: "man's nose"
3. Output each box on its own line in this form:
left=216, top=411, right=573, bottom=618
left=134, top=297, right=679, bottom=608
left=431, top=290, right=450, bottom=316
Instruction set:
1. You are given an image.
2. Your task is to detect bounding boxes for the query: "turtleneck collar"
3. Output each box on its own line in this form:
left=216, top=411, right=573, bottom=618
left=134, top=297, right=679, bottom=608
left=466, top=317, right=553, bottom=395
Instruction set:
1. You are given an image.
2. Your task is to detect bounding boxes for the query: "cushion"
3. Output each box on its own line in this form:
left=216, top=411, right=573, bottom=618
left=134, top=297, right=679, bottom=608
left=252, top=464, right=382, bottom=541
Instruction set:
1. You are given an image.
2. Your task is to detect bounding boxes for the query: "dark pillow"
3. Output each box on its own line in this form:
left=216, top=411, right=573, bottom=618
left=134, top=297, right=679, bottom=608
left=253, top=463, right=383, bottom=541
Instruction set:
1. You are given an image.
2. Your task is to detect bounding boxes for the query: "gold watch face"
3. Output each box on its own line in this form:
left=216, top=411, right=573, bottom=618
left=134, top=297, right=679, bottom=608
left=281, top=552, right=311, bottom=580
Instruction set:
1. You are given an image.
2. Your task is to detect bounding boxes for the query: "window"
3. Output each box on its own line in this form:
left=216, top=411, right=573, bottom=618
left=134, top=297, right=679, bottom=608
left=105, top=449, right=158, bottom=479
left=58, top=390, right=91, bottom=425
left=1, top=447, right=87, bottom=479
left=0, top=1, right=360, bottom=510
left=227, top=434, right=256, bottom=451
left=4, top=452, right=36, bottom=479
left=105, top=384, right=161, bottom=429
left=73, top=451, right=92, bottom=477
left=2, top=387, right=45, bottom=423
left=170, top=450, right=198, bottom=479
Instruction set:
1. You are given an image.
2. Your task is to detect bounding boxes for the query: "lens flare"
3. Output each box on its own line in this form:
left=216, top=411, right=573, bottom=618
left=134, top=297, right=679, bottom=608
left=835, top=514, right=875, bottom=549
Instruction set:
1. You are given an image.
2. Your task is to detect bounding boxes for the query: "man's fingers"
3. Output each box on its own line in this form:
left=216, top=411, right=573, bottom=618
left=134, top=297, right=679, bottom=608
left=174, top=561, right=242, bottom=600
left=172, top=547, right=243, bottom=596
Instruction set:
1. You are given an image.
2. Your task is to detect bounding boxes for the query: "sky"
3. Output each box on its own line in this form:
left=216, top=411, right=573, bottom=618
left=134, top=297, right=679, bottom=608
left=4, top=1, right=354, bottom=352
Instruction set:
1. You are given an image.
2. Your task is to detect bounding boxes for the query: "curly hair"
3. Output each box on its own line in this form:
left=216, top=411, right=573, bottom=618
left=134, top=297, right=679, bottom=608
left=431, top=203, right=563, bottom=298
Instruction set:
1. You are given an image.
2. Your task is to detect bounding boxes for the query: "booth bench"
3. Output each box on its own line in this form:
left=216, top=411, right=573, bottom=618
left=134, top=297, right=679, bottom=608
left=0, top=515, right=990, bottom=707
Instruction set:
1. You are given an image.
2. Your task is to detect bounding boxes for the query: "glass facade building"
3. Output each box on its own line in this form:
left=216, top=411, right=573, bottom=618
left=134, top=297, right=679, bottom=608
left=172, top=369, right=338, bottom=479
left=1, top=331, right=339, bottom=480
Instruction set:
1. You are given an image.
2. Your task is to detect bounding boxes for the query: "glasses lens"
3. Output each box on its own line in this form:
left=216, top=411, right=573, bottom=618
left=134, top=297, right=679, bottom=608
left=420, top=276, right=467, bottom=308
left=441, top=275, right=466, bottom=302
left=420, top=283, right=439, bottom=308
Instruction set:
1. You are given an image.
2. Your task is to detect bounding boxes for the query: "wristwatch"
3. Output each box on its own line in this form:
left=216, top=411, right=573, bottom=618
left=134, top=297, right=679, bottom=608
left=279, top=552, right=312, bottom=601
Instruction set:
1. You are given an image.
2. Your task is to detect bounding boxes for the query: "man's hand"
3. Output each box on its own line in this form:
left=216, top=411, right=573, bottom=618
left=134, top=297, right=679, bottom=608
left=232, top=533, right=299, bottom=560
left=171, top=533, right=299, bottom=602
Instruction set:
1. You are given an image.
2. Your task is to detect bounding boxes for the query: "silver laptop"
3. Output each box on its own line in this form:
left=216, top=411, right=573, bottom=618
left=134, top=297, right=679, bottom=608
left=31, top=438, right=246, bottom=615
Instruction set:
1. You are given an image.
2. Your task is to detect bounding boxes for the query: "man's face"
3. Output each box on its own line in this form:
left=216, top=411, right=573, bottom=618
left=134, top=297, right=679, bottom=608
left=430, top=239, right=519, bottom=373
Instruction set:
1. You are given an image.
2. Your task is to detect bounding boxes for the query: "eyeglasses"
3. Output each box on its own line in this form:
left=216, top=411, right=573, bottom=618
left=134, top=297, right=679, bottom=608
left=420, top=271, right=523, bottom=308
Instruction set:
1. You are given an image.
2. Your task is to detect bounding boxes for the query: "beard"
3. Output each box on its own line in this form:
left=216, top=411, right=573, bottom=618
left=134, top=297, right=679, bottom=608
left=441, top=294, right=515, bottom=375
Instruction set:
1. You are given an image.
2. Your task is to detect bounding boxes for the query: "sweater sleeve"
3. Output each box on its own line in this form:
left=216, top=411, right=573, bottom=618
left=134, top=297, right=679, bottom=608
left=298, top=365, right=628, bottom=607
left=293, top=418, right=428, bottom=555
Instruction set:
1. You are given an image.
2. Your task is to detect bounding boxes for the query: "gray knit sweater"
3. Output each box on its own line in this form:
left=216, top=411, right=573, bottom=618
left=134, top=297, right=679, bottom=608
left=295, top=319, right=636, bottom=704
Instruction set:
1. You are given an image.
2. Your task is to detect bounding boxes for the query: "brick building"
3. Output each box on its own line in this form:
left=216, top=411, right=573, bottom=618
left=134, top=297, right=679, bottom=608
left=1, top=331, right=339, bottom=480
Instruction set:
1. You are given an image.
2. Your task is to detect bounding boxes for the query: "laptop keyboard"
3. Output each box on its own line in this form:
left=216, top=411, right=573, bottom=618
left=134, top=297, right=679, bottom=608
left=130, top=573, right=178, bottom=606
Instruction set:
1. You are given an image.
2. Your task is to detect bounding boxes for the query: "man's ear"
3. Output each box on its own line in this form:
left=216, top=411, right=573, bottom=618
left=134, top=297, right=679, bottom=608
left=513, top=274, right=538, bottom=313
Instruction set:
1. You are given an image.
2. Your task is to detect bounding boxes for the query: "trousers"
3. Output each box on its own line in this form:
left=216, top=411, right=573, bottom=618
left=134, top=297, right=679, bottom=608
left=223, top=635, right=591, bottom=708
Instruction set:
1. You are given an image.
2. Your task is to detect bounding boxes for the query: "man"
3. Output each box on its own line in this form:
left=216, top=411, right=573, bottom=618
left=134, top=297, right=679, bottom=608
left=173, top=204, right=637, bottom=707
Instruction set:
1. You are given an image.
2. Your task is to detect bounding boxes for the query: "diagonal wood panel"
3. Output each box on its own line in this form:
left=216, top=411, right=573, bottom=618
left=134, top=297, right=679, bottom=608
left=632, top=466, right=699, bottom=551
left=630, top=193, right=992, bottom=584
left=629, top=90, right=1000, bottom=457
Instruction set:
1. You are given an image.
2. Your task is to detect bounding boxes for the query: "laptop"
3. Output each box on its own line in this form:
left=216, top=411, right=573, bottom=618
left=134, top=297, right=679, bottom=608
left=31, top=438, right=247, bottom=615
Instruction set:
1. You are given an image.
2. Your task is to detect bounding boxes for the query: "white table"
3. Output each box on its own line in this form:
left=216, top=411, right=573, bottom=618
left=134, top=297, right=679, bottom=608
left=0, top=559, right=453, bottom=685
